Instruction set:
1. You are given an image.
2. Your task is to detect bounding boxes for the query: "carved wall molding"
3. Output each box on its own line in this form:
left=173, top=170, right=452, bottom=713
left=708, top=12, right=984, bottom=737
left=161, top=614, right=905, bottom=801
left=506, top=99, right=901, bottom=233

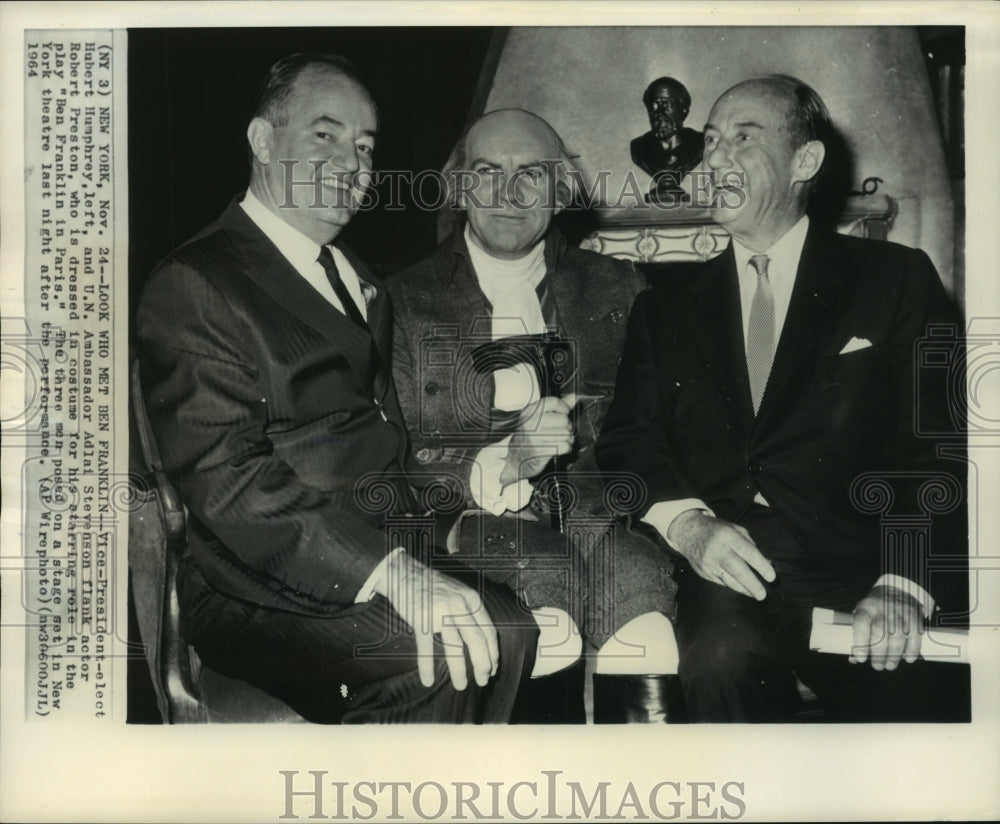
left=581, top=195, right=896, bottom=263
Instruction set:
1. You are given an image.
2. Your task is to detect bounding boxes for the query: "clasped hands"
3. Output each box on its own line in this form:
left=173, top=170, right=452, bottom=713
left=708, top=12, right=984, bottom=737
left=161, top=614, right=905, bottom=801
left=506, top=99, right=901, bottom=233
left=498, top=393, right=578, bottom=487
left=666, top=509, right=925, bottom=671
left=371, top=392, right=578, bottom=692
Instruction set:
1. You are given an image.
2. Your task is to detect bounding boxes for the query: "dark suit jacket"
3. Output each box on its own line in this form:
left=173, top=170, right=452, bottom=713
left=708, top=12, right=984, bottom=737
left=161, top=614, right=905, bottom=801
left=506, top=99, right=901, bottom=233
left=388, top=227, right=646, bottom=515
left=137, top=199, right=412, bottom=616
left=597, top=225, right=966, bottom=614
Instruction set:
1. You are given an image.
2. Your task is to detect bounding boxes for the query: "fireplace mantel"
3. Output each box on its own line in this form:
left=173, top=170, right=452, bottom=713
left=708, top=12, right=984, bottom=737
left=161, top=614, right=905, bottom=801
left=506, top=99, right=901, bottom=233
left=581, top=195, right=896, bottom=263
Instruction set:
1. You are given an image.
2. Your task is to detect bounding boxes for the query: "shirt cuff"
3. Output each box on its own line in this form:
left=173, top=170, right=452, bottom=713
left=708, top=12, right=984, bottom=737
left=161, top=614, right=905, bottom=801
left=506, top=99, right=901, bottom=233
left=470, top=436, right=534, bottom=516
left=354, top=547, right=405, bottom=604
left=642, top=499, right=715, bottom=549
left=875, top=574, right=936, bottom=619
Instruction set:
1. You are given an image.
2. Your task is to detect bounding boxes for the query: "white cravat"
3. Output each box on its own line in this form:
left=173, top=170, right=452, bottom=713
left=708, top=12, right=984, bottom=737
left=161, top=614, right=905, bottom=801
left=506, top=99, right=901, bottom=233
left=465, top=225, right=548, bottom=412
left=464, top=227, right=551, bottom=515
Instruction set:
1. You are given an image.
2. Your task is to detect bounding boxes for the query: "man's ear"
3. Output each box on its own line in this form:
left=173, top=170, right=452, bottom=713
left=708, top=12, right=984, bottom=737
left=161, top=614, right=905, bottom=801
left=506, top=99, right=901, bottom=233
left=791, top=139, right=825, bottom=185
left=552, top=165, right=573, bottom=215
left=247, top=117, right=274, bottom=165
left=554, top=183, right=568, bottom=216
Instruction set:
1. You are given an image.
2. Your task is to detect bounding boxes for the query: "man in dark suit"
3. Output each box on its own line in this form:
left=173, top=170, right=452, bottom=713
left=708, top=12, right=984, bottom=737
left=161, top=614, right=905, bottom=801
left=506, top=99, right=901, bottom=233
left=136, top=54, right=538, bottom=723
left=390, top=109, right=681, bottom=723
left=598, top=75, right=968, bottom=722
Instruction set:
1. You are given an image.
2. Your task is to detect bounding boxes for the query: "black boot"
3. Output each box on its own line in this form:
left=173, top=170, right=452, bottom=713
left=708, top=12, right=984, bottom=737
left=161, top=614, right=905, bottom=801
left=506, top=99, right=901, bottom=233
left=592, top=674, right=686, bottom=723
left=510, top=660, right=587, bottom=724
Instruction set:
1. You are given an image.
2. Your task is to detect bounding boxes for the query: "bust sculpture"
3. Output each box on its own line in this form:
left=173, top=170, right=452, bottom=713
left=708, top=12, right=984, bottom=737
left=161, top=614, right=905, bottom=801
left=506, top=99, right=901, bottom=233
left=630, top=77, right=703, bottom=203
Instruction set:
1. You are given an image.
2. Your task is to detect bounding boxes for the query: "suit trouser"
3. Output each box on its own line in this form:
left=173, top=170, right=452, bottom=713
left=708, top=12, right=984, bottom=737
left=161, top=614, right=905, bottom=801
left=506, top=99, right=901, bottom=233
left=450, top=513, right=678, bottom=650
left=180, top=561, right=538, bottom=724
left=674, top=506, right=970, bottom=723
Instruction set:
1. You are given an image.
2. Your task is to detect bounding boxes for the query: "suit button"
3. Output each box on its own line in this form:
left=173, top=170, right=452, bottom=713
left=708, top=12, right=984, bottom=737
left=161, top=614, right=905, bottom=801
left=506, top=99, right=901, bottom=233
left=415, top=448, right=433, bottom=463
left=425, top=382, right=439, bottom=395
left=748, top=461, right=762, bottom=475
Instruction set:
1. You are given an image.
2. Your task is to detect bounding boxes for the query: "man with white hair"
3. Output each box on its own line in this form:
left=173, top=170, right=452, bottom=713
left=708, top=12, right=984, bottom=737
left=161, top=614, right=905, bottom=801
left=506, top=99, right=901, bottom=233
left=390, top=109, right=682, bottom=722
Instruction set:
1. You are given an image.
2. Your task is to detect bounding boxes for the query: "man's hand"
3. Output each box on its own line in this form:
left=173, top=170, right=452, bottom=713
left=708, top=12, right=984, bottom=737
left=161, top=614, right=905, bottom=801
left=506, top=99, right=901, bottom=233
left=666, top=510, right=776, bottom=600
left=850, top=585, right=923, bottom=671
left=374, top=552, right=499, bottom=690
left=499, top=394, right=577, bottom=486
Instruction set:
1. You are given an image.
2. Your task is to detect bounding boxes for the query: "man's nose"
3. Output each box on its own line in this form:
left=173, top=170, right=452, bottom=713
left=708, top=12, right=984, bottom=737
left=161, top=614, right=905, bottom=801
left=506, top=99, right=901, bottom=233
left=328, top=141, right=363, bottom=174
left=495, top=172, right=513, bottom=206
left=705, top=139, right=731, bottom=170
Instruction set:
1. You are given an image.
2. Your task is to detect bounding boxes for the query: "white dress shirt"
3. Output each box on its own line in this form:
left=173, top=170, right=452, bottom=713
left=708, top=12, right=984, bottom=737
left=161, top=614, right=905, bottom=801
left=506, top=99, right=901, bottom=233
left=732, top=214, right=809, bottom=359
left=241, top=190, right=370, bottom=321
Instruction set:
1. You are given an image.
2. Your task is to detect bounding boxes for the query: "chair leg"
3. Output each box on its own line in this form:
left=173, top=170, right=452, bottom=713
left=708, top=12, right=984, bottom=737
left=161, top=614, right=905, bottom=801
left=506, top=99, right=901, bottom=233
left=592, top=674, right=686, bottom=723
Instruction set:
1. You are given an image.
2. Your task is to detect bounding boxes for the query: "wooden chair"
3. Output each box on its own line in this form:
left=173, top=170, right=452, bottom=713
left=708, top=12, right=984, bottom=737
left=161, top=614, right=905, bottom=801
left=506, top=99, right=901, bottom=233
left=128, top=360, right=304, bottom=723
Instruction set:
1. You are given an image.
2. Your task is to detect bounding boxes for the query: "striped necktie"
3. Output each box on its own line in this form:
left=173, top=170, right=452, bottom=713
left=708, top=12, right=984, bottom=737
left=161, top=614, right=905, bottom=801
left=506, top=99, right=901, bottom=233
left=746, top=254, right=775, bottom=414
left=317, top=246, right=390, bottom=406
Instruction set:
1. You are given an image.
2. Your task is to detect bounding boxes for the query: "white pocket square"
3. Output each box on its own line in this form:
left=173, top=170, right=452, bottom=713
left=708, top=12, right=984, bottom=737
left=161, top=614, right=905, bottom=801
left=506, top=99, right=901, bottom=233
left=839, top=336, right=872, bottom=354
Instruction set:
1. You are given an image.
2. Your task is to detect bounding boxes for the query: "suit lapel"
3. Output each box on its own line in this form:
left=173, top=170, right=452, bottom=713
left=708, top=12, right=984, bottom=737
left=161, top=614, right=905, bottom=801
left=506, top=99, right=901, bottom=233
left=338, top=243, right=392, bottom=404
left=690, top=245, right=756, bottom=433
left=220, top=202, right=379, bottom=393
left=755, top=226, right=845, bottom=423
left=544, top=236, right=576, bottom=326
left=336, top=243, right=412, bottom=445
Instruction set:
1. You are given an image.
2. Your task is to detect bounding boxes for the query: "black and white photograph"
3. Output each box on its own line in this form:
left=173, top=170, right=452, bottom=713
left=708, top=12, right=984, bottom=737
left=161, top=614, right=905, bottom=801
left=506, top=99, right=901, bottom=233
left=2, top=3, right=998, bottom=822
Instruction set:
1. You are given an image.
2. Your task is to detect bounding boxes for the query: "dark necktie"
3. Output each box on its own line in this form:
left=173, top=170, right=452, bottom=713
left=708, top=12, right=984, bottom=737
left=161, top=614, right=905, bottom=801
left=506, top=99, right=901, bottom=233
left=746, top=254, right=775, bottom=414
left=317, top=246, right=368, bottom=330
left=316, top=245, right=391, bottom=408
